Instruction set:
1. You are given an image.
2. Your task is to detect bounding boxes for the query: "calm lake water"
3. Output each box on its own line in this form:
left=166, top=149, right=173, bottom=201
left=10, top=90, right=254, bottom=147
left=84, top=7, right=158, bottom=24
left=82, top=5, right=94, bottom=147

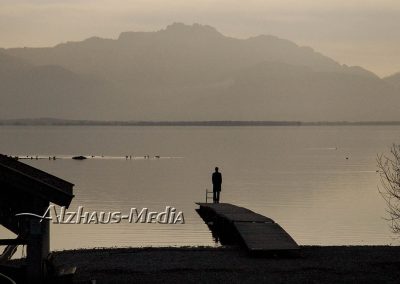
left=1, top=125, right=400, bottom=251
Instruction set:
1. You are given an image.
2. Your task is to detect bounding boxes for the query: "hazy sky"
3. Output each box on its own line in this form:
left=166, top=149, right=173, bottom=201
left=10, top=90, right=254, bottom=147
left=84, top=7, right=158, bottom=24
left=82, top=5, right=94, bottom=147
left=0, top=0, right=399, bottom=77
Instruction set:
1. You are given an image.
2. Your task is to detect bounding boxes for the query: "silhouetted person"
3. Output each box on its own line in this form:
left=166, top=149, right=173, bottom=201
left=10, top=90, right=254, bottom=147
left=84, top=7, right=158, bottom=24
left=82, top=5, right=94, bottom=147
left=212, top=167, right=222, bottom=203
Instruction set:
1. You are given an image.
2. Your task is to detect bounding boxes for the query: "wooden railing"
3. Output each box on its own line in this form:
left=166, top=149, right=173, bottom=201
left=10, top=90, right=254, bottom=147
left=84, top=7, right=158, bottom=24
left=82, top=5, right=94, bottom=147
left=205, top=189, right=213, bottom=203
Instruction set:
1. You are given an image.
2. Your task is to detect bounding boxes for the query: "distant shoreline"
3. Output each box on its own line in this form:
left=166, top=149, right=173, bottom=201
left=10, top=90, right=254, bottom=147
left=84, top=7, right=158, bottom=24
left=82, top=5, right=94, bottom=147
left=2, top=118, right=400, bottom=127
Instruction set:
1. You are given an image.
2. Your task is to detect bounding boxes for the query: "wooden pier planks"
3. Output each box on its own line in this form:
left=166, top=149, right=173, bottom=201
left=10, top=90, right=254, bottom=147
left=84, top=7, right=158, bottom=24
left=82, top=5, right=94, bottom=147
left=196, top=202, right=299, bottom=252
left=197, top=203, right=274, bottom=223
left=234, top=222, right=299, bottom=251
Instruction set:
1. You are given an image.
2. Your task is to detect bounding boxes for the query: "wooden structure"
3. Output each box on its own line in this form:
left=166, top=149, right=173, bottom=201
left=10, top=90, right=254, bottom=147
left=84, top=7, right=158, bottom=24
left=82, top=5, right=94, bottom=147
left=196, top=203, right=299, bottom=253
left=0, top=154, right=74, bottom=283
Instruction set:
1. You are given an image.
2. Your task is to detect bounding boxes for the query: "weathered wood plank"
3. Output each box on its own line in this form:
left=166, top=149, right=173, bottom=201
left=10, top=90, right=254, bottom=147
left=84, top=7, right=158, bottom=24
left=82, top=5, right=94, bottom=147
left=196, top=202, right=299, bottom=252
left=0, top=239, right=26, bottom=246
left=0, top=154, right=74, bottom=207
left=196, top=203, right=274, bottom=223
left=234, top=222, right=299, bottom=251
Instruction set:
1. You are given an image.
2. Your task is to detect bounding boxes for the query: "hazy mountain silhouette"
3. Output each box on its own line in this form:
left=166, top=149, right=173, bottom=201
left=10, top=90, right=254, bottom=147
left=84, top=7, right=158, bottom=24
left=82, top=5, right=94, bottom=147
left=185, top=62, right=397, bottom=121
left=0, top=51, right=122, bottom=119
left=384, top=72, right=400, bottom=89
left=1, top=23, right=399, bottom=120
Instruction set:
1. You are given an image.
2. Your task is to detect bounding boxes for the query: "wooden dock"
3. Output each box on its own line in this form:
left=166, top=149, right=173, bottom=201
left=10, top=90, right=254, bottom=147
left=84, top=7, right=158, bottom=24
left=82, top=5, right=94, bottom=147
left=196, top=203, right=299, bottom=252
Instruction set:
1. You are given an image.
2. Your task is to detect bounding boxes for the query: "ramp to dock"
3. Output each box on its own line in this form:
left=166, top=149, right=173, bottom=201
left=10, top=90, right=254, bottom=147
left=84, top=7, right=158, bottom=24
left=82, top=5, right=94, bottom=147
left=196, top=203, right=299, bottom=252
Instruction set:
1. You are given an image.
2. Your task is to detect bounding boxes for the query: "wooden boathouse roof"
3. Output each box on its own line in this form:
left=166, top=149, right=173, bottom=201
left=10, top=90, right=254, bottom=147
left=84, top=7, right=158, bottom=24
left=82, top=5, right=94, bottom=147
left=0, top=154, right=74, bottom=207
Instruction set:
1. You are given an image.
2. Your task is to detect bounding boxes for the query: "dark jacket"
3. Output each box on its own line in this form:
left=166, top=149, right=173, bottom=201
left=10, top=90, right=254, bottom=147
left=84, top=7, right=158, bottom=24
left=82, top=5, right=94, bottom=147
left=212, top=172, right=222, bottom=192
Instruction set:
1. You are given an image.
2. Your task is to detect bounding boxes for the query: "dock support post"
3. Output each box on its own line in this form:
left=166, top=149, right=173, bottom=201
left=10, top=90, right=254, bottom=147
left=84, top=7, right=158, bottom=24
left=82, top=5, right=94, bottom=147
left=26, top=201, right=50, bottom=284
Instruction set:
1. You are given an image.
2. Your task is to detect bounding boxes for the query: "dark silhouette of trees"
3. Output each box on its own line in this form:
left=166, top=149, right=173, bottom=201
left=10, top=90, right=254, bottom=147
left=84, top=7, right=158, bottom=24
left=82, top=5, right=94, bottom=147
left=377, top=144, right=400, bottom=233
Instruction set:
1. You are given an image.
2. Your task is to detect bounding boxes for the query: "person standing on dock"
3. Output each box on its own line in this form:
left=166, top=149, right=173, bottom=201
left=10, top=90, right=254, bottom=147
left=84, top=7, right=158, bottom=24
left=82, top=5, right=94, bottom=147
left=212, top=167, right=222, bottom=203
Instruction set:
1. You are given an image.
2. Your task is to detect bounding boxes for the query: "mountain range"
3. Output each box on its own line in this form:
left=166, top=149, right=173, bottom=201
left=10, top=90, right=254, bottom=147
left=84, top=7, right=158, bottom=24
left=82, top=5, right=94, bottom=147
left=1, top=23, right=399, bottom=121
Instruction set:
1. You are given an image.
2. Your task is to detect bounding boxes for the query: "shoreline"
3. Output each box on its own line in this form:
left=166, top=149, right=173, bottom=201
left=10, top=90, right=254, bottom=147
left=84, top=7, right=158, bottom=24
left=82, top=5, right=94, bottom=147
left=4, top=119, right=400, bottom=127
left=46, top=245, right=400, bottom=283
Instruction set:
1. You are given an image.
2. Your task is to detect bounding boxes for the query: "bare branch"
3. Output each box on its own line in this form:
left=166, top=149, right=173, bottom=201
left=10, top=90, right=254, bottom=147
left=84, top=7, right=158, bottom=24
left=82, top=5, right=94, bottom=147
left=378, top=144, right=400, bottom=234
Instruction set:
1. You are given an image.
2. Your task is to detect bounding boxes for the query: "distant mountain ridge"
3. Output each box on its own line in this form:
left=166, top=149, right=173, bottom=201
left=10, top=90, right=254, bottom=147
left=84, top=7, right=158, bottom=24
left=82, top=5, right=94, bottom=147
left=384, top=72, right=400, bottom=88
left=1, top=23, right=399, bottom=120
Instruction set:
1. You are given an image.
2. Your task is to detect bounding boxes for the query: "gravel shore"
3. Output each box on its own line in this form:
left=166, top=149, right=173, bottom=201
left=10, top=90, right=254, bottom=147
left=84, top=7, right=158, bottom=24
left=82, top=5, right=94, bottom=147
left=49, top=246, right=400, bottom=283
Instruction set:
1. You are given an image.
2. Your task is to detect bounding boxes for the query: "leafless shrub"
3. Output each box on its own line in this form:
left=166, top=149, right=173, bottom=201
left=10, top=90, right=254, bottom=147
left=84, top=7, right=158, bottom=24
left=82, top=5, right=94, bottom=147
left=377, top=144, right=400, bottom=233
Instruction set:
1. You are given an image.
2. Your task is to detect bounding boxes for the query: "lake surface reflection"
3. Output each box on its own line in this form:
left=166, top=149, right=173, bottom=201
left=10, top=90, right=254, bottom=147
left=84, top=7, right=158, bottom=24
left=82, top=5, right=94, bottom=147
left=0, top=125, right=399, bottom=251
